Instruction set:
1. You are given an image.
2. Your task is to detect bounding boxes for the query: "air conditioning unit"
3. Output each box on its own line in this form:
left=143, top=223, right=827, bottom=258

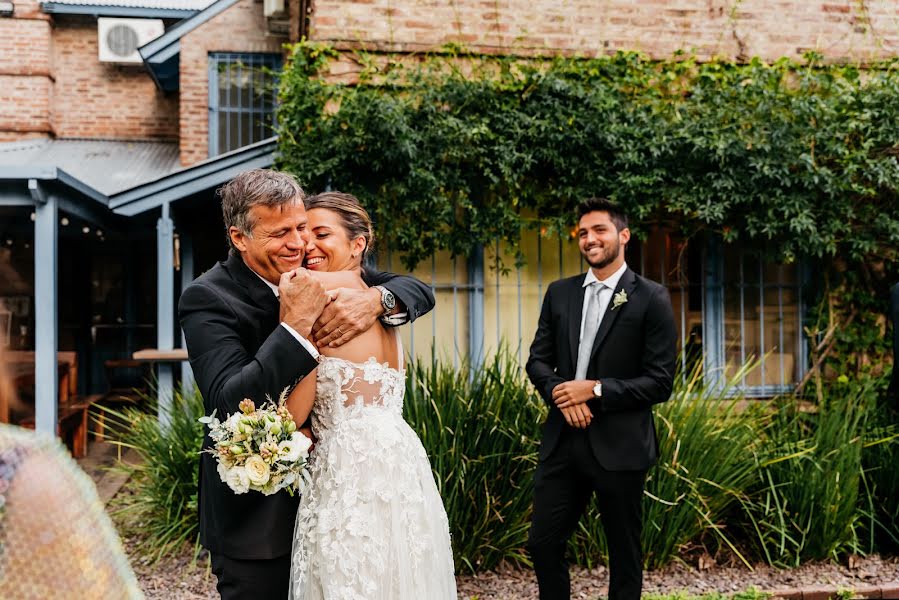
left=98, top=18, right=164, bottom=64
left=263, top=0, right=285, bottom=18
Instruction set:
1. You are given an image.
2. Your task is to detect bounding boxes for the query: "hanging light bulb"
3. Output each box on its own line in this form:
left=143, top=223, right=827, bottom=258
left=82, top=226, right=90, bottom=234
left=61, top=217, right=69, bottom=226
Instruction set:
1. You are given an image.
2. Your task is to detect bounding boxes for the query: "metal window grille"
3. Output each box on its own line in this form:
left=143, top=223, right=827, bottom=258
left=383, top=231, right=805, bottom=397
left=208, top=53, right=283, bottom=157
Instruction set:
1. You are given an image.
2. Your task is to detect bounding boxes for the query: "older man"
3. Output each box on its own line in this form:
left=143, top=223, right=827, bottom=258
left=179, top=169, right=434, bottom=600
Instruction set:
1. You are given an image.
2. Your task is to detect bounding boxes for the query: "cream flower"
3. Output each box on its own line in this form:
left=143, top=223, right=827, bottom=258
left=244, top=455, right=271, bottom=487
left=225, top=466, right=251, bottom=494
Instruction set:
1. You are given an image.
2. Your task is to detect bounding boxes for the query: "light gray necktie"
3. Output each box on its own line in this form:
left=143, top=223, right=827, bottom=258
left=575, top=282, right=604, bottom=380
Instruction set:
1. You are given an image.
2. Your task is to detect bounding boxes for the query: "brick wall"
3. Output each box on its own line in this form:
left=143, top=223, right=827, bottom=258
left=308, top=0, right=899, bottom=62
left=0, top=11, right=177, bottom=142
left=0, top=0, right=53, bottom=139
left=51, top=21, right=178, bottom=140
left=179, top=0, right=286, bottom=165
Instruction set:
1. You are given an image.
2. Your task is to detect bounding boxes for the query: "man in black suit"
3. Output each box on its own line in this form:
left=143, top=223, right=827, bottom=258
left=179, top=169, right=435, bottom=600
left=526, top=198, right=677, bottom=600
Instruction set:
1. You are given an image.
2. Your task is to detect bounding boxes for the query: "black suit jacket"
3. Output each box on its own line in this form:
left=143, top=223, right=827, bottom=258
left=179, top=252, right=435, bottom=559
left=526, top=267, right=677, bottom=471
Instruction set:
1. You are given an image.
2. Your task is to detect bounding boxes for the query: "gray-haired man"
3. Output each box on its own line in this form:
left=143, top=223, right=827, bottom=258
left=179, top=169, right=435, bottom=599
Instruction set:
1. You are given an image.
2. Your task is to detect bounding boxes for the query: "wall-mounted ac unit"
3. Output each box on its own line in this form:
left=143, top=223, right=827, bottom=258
left=98, top=17, right=164, bottom=64
left=263, top=0, right=285, bottom=18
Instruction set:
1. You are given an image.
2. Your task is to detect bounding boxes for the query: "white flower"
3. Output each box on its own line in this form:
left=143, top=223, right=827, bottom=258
left=225, top=412, right=242, bottom=434
left=244, top=455, right=271, bottom=486
left=225, top=466, right=251, bottom=494
left=611, top=289, right=629, bottom=310
left=217, top=461, right=230, bottom=483
left=278, top=432, right=312, bottom=463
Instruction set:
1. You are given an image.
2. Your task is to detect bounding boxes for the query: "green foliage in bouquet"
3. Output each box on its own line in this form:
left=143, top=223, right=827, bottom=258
left=100, top=386, right=206, bottom=563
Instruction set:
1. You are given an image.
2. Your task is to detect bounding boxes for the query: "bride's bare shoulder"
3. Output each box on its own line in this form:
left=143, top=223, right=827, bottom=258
left=307, top=269, right=367, bottom=290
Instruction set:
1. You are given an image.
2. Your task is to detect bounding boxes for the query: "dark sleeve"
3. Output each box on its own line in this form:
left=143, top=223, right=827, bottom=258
left=363, top=271, right=436, bottom=323
left=526, top=284, right=565, bottom=407
left=596, top=284, right=677, bottom=413
left=178, top=282, right=319, bottom=418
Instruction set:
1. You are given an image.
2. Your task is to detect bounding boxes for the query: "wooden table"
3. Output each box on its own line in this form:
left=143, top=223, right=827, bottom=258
left=132, top=348, right=190, bottom=425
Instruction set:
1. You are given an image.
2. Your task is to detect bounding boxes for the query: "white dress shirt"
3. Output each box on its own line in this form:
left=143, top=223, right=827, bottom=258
left=579, top=261, right=628, bottom=343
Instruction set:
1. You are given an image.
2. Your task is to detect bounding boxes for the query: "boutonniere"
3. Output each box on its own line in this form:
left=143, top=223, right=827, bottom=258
left=611, top=289, right=628, bottom=310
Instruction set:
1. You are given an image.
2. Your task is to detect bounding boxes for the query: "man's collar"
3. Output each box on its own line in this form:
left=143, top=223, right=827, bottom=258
left=251, top=268, right=280, bottom=298
left=583, top=261, right=628, bottom=289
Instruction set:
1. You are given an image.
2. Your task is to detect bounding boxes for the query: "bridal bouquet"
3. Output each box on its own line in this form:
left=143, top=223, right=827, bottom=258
left=199, top=393, right=312, bottom=496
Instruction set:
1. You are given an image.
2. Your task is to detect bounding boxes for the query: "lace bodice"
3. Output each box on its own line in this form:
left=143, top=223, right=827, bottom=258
left=310, top=356, right=406, bottom=437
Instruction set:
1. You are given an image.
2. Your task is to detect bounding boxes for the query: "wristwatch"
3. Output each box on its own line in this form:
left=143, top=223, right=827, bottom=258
left=374, top=285, right=397, bottom=313
left=592, top=380, right=602, bottom=398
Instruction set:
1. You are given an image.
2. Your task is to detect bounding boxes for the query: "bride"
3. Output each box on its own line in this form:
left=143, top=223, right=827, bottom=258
left=286, top=191, right=456, bottom=600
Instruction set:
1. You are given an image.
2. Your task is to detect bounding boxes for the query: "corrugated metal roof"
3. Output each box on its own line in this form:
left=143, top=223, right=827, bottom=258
left=44, top=0, right=214, bottom=9
left=0, top=138, right=180, bottom=196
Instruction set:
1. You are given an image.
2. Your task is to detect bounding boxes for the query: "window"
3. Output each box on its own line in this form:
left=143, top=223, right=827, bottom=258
left=208, top=53, right=282, bottom=157
left=711, top=240, right=805, bottom=396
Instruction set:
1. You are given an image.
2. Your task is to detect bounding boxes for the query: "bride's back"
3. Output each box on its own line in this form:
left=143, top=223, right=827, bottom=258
left=310, top=270, right=401, bottom=370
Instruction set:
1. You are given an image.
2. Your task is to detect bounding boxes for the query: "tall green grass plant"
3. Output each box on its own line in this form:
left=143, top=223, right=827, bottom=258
left=403, top=349, right=546, bottom=573
left=100, top=386, right=205, bottom=563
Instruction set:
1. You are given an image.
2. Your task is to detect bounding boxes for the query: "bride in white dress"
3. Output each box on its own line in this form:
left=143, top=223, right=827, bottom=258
left=286, top=192, right=456, bottom=600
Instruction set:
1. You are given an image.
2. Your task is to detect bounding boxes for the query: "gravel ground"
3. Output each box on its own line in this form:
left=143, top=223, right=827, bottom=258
left=120, top=532, right=899, bottom=600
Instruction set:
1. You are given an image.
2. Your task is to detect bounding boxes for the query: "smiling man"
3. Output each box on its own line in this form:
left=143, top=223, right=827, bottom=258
left=525, top=197, right=677, bottom=600
left=178, top=169, right=435, bottom=600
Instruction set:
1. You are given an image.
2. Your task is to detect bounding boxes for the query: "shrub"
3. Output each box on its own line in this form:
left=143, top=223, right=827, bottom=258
left=403, top=349, right=546, bottom=573
left=101, top=386, right=205, bottom=563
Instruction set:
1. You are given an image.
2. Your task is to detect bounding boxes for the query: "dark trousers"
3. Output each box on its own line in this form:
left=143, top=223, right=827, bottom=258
left=210, top=552, right=291, bottom=600
left=527, top=429, right=647, bottom=600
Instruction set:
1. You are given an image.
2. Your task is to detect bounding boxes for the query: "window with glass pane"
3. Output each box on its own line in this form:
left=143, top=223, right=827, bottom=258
left=721, top=247, right=803, bottom=395
left=208, top=53, right=282, bottom=157
left=628, top=229, right=704, bottom=376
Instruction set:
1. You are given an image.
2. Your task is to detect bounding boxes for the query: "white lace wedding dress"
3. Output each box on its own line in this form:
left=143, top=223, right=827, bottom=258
left=288, top=335, right=456, bottom=600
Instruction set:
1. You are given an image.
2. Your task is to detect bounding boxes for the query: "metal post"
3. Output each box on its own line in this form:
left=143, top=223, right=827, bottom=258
left=703, top=235, right=724, bottom=392
left=31, top=180, right=58, bottom=436
left=180, top=231, right=195, bottom=395
left=468, top=244, right=485, bottom=371
left=157, top=203, right=174, bottom=425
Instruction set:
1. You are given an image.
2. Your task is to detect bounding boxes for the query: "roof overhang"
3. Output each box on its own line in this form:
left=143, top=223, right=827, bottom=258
left=0, top=167, right=114, bottom=226
left=139, top=0, right=239, bottom=92
left=41, top=2, right=198, bottom=18
left=110, top=136, right=277, bottom=216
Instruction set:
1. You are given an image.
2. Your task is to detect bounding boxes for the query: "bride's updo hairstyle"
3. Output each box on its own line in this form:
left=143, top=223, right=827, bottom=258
left=303, top=191, right=375, bottom=261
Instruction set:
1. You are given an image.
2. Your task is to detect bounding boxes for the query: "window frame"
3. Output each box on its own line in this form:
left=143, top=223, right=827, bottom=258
left=207, top=52, right=283, bottom=158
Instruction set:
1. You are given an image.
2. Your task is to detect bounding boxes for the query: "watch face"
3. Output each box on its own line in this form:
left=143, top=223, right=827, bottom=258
left=593, top=382, right=602, bottom=396
left=382, top=289, right=396, bottom=310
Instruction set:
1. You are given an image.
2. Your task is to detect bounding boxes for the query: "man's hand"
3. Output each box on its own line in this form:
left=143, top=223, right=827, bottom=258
left=313, top=287, right=382, bottom=348
left=560, top=404, right=593, bottom=428
left=279, top=269, right=328, bottom=338
left=552, top=380, right=596, bottom=409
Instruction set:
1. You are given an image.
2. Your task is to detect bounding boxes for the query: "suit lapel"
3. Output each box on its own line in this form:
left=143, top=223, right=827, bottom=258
left=225, top=252, right=280, bottom=314
left=589, top=268, right=637, bottom=362
left=568, top=275, right=587, bottom=369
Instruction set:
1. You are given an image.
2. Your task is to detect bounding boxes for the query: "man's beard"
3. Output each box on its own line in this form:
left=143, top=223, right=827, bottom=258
left=582, top=239, right=620, bottom=270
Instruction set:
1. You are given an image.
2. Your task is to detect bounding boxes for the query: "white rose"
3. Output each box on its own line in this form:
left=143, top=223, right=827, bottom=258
left=244, top=455, right=271, bottom=486
left=278, top=432, right=312, bottom=463
left=225, top=466, right=250, bottom=494
left=226, top=413, right=242, bottom=434
left=217, top=461, right=230, bottom=483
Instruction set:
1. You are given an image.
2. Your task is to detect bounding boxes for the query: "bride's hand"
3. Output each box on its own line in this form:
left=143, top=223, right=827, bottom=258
left=312, top=287, right=382, bottom=348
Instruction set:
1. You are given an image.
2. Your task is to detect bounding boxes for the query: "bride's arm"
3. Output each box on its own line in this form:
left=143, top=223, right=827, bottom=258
left=286, top=367, right=318, bottom=428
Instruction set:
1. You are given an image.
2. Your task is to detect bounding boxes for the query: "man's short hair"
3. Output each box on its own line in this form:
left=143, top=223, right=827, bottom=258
left=219, top=169, right=305, bottom=251
left=576, top=197, right=628, bottom=232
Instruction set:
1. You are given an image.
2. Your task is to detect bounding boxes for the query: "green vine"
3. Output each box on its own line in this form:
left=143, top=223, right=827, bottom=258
left=277, top=43, right=899, bottom=268
left=275, top=42, right=899, bottom=375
